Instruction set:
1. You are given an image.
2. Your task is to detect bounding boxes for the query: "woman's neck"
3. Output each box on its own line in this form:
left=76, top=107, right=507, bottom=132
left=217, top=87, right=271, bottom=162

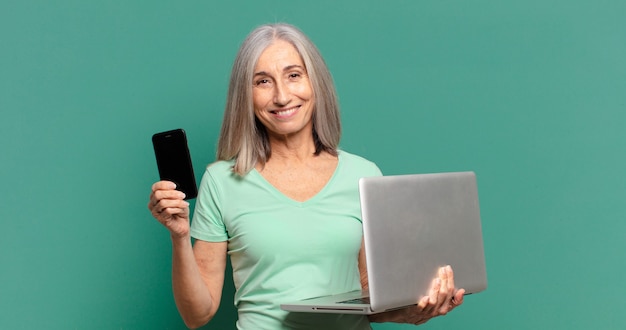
left=265, top=127, right=318, bottom=163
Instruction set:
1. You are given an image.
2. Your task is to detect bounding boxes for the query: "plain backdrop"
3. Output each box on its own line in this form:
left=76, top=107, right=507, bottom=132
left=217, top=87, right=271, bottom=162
left=1, top=1, right=625, bottom=329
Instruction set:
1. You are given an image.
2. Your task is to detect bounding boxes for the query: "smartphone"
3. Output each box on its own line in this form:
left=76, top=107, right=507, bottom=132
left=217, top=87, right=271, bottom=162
left=151, top=128, right=198, bottom=200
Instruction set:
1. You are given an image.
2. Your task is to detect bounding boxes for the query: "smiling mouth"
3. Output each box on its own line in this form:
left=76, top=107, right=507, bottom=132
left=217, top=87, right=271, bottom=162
left=270, top=106, right=300, bottom=116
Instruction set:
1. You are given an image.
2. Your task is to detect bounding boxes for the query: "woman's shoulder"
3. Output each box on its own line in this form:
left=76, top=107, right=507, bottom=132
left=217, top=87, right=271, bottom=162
left=202, top=159, right=238, bottom=180
left=338, top=150, right=382, bottom=176
left=206, top=159, right=235, bottom=171
left=338, top=149, right=376, bottom=166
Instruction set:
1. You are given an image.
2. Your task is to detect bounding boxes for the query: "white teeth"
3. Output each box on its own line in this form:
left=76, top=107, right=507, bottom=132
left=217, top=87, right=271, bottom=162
left=274, top=108, right=297, bottom=116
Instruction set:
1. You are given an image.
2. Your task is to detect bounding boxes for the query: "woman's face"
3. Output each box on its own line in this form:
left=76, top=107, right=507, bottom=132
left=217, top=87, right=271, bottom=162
left=252, top=39, right=314, bottom=140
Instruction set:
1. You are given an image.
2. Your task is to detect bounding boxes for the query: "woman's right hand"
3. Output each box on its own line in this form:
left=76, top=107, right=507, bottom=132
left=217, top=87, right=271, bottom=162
left=148, top=181, right=191, bottom=238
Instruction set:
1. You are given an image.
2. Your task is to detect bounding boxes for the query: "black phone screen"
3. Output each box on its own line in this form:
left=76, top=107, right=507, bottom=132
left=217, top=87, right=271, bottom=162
left=151, top=129, right=198, bottom=200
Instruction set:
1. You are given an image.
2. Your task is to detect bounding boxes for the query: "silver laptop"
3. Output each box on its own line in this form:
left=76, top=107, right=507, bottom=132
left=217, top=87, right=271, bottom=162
left=281, top=171, right=487, bottom=314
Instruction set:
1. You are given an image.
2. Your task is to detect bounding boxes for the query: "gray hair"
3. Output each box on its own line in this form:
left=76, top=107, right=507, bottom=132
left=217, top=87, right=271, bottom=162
left=216, top=23, right=341, bottom=175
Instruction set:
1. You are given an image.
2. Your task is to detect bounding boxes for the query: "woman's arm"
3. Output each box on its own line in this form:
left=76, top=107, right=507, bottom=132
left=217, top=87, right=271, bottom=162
left=149, top=181, right=228, bottom=329
left=171, top=238, right=227, bottom=329
left=358, top=239, right=464, bottom=325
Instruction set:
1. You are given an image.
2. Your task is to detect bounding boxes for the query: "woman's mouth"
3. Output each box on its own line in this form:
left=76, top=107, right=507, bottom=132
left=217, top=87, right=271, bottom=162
left=270, top=106, right=299, bottom=118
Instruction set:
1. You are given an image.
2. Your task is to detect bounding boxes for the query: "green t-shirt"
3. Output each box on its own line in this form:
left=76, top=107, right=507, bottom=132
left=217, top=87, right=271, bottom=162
left=190, top=150, right=382, bottom=330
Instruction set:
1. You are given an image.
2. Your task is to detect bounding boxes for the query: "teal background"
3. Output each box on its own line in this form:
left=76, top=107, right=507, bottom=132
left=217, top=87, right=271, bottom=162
left=1, top=0, right=625, bottom=329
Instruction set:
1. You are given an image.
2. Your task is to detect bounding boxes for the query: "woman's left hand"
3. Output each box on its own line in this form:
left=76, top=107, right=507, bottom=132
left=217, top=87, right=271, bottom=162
left=368, top=265, right=465, bottom=325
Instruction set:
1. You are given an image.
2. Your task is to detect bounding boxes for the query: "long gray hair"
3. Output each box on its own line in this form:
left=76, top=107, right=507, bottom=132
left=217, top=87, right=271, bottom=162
left=216, top=23, right=341, bottom=175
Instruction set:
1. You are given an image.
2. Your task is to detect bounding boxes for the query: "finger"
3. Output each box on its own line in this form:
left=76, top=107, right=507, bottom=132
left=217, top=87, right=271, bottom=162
left=149, top=189, right=186, bottom=210
left=445, top=266, right=460, bottom=304
left=445, top=265, right=456, bottom=292
left=151, top=182, right=185, bottom=199
left=416, top=295, right=430, bottom=311
left=421, top=277, right=441, bottom=315
left=437, top=288, right=465, bottom=316
left=451, top=288, right=465, bottom=307
left=149, top=192, right=189, bottom=217
left=154, top=189, right=186, bottom=203
left=148, top=181, right=179, bottom=208
left=439, top=266, right=454, bottom=295
left=436, top=266, right=453, bottom=314
left=151, top=180, right=177, bottom=192
left=154, top=199, right=189, bottom=214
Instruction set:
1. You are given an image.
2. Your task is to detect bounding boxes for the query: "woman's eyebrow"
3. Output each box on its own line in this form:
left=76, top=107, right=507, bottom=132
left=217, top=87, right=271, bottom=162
left=283, top=64, right=305, bottom=71
left=254, top=64, right=306, bottom=77
left=253, top=71, right=269, bottom=77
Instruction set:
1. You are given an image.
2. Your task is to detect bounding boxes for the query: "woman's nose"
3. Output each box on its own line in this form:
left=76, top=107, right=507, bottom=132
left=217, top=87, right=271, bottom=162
left=273, top=80, right=291, bottom=106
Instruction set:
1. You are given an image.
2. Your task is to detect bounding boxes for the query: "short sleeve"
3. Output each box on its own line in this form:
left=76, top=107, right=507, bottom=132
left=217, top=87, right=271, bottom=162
left=190, top=166, right=228, bottom=242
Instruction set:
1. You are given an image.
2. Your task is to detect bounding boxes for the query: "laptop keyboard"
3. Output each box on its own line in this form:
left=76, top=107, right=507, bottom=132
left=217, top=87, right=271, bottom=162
left=337, top=297, right=370, bottom=304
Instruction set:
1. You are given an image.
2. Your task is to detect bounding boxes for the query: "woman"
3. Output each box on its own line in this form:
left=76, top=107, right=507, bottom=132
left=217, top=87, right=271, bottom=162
left=148, top=23, right=464, bottom=329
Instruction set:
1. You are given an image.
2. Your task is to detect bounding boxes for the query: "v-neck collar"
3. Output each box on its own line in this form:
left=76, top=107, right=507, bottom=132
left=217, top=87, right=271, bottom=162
left=250, top=151, right=343, bottom=207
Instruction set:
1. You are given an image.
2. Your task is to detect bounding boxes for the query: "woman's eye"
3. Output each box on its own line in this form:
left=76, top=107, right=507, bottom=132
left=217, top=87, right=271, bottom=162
left=255, top=79, right=270, bottom=85
left=289, top=73, right=301, bottom=79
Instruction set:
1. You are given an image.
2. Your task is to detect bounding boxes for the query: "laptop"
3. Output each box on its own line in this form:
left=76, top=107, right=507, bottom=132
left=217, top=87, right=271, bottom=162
left=281, top=171, right=487, bottom=314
